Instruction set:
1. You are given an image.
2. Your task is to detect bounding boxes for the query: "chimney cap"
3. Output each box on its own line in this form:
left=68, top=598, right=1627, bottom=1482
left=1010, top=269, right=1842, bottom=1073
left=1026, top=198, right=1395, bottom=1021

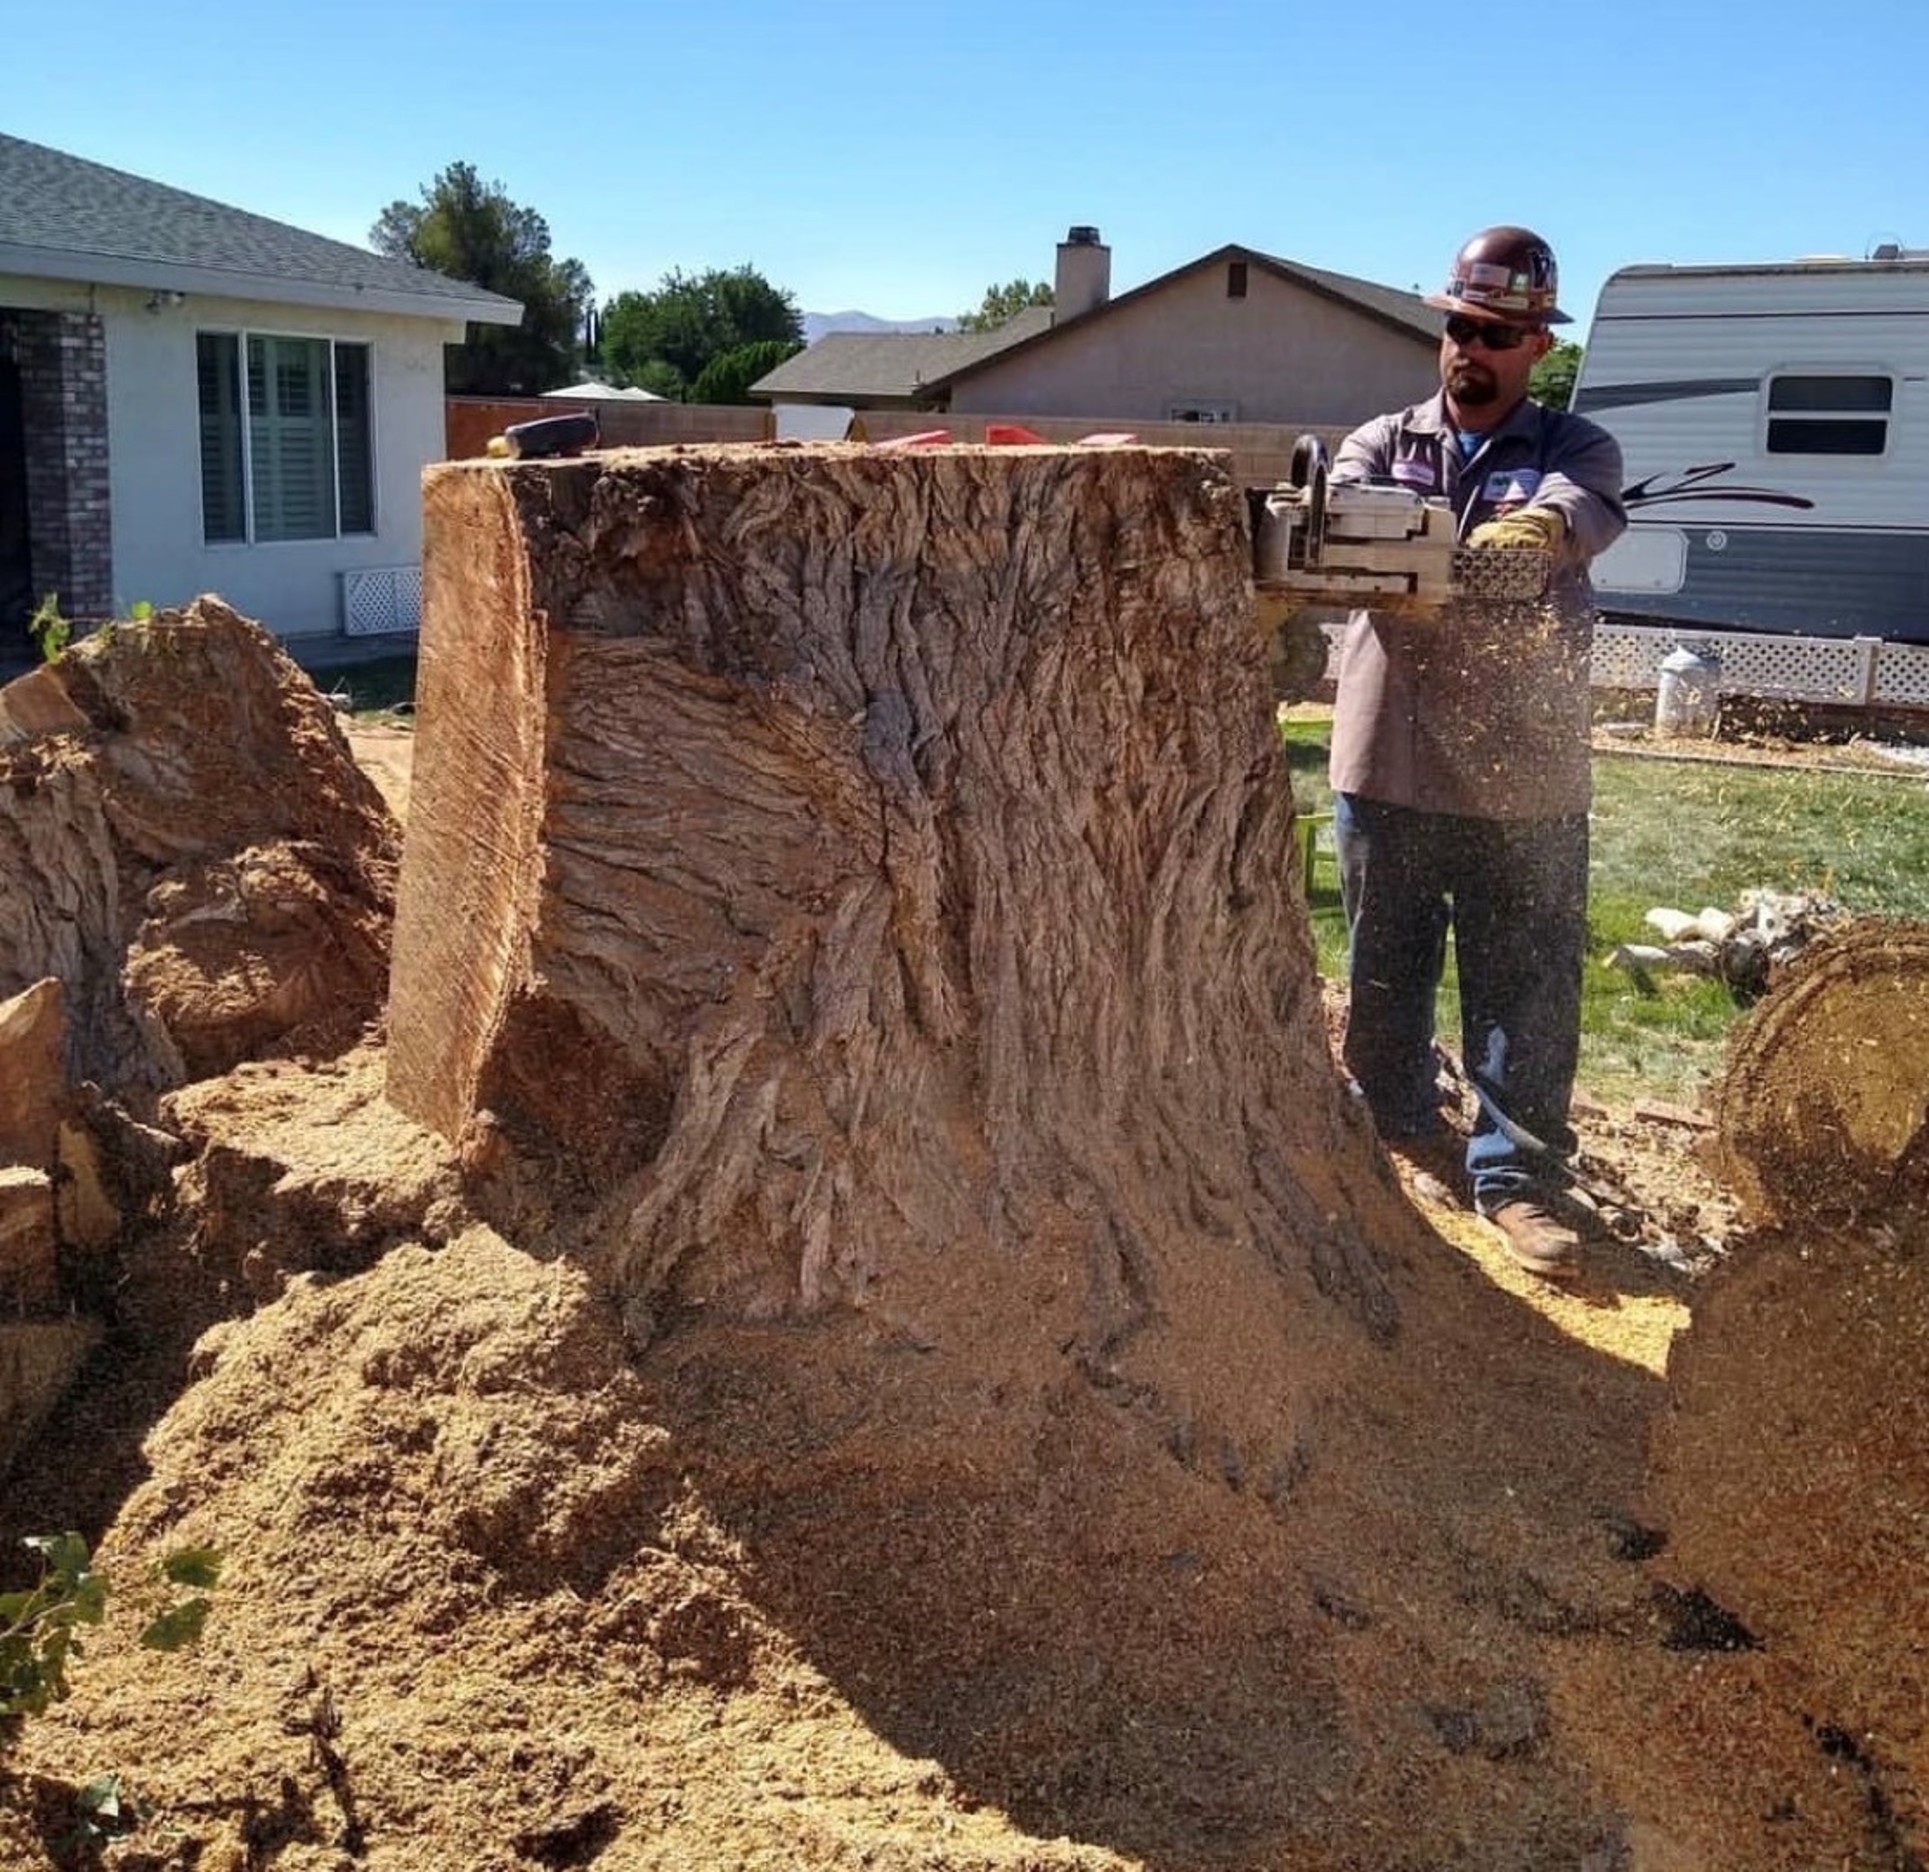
left=1064, top=225, right=1102, bottom=246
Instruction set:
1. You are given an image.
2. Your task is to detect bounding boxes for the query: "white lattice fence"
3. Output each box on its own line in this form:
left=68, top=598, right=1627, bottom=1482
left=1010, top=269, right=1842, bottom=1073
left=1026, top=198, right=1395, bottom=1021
left=1592, top=623, right=1929, bottom=710
left=341, top=566, right=423, bottom=637
left=1318, top=620, right=1929, bottom=710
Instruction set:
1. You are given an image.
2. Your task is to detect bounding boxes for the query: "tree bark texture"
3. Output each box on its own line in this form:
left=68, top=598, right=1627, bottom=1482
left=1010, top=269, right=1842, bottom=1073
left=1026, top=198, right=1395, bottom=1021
left=392, top=444, right=1396, bottom=1364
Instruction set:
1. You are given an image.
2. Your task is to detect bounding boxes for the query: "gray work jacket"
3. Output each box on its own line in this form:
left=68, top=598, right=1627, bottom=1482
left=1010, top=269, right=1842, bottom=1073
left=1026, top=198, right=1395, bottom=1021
left=1326, top=392, right=1626, bottom=820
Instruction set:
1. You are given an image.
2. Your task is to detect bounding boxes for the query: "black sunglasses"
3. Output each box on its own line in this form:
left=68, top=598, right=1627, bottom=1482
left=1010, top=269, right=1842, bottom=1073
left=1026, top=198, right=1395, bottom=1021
left=1443, top=313, right=1540, bottom=351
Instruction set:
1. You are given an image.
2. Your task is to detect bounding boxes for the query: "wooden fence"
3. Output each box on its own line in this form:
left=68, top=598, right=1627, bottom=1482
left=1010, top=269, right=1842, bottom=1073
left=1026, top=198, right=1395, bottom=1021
left=446, top=398, right=1343, bottom=493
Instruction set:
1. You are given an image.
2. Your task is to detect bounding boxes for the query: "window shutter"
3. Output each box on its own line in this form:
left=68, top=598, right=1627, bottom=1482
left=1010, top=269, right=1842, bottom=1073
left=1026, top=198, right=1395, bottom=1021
left=334, top=344, right=374, bottom=533
left=196, top=334, right=245, bottom=542
left=248, top=336, right=338, bottom=540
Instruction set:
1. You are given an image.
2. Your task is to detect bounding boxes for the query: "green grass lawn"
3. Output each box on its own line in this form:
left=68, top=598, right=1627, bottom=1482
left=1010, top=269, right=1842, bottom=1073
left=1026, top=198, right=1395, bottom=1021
left=1279, top=715, right=1929, bottom=1107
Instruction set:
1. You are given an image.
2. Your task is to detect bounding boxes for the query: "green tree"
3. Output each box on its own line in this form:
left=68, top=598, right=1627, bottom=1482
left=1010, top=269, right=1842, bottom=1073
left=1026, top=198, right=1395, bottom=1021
left=630, top=360, right=688, bottom=402
left=957, top=278, right=1053, bottom=334
left=1531, top=339, right=1583, bottom=412
left=601, top=267, right=803, bottom=401
left=371, top=162, right=593, bottom=396
left=691, top=338, right=806, bottom=406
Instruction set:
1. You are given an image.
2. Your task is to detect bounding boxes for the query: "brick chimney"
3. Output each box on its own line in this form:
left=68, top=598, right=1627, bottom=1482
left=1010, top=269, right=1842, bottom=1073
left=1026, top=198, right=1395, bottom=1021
left=1054, top=226, right=1111, bottom=322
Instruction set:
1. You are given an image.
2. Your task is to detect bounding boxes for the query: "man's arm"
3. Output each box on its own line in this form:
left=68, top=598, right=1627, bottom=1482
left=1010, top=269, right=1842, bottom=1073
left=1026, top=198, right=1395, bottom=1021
left=1330, top=413, right=1401, bottom=485
left=1528, top=415, right=1627, bottom=562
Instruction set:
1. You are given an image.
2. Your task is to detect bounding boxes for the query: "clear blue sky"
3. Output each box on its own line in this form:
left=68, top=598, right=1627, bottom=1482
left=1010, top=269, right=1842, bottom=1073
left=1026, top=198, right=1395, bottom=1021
left=9, top=0, right=1927, bottom=333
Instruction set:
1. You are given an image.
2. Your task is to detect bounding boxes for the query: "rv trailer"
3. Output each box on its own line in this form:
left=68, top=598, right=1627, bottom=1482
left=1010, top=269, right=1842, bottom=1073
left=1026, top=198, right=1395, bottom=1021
left=1572, top=251, right=1929, bottom=645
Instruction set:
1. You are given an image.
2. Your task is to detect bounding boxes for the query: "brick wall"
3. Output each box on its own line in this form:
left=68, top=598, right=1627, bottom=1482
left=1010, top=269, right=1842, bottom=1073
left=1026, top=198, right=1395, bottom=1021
left=8, top=311, right=113, bottom=620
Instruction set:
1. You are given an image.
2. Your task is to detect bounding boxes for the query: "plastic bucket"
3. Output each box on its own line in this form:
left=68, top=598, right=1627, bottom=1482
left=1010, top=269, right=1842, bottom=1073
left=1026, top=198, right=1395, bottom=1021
left=1655, top=644, right=1720, bottom=738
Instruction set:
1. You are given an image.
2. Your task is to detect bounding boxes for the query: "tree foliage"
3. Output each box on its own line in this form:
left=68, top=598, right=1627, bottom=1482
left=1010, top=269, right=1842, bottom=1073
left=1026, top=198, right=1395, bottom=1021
left=371, top=162, right=593, bottom=396
left=957, top=278, right=1054, bottom=334
left=601, top=267, right=803, bottom=401
left=1531, top=340, right=1583, bottom=412
left=629, top=360, right=689, bottom=402
left=691, top=338, right=806, bottom=406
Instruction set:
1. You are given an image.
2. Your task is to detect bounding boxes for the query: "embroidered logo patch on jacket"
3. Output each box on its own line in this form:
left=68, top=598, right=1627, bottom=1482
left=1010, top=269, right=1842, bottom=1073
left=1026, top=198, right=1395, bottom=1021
left=1481, top=467, right=1542, bottom=507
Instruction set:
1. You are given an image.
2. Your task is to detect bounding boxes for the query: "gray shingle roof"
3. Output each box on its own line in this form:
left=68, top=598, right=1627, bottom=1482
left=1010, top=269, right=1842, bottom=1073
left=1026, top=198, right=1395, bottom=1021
left=1273, top=254, right=1437, bottom=338
left=752, top=306, right=1054, bottom=402
left=0, top=133, right=521, bottom=325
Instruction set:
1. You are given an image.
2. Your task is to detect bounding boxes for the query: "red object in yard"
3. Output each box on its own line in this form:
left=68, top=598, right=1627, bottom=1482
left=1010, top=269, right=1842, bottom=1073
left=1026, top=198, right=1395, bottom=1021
left=875, top=429, right=952, bottom=449
left=984, top=423, right=1048, bottom=445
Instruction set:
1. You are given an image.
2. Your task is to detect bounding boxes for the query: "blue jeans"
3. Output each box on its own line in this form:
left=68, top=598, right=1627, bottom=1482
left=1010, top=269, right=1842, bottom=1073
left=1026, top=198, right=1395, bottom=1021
left=1331, top=793, right=1588, bottom=1209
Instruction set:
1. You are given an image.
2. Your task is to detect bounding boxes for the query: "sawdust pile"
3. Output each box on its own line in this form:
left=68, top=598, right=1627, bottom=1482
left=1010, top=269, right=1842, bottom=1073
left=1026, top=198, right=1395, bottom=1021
left=0, top=606, right=1924, bottom=1871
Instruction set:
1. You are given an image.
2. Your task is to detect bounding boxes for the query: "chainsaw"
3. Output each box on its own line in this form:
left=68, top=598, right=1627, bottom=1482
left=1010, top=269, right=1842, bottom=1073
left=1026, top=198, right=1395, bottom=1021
left=1249, top=435, right=1552, bottom=699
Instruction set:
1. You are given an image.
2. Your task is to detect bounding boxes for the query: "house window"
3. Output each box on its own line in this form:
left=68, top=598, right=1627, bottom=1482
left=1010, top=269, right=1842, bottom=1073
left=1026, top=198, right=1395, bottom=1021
left=197, top=333, right=375, bottom=542
left=1168, top=402, right=1238, bottom=425
left=1227, top=261, right=1248, bottom=299
left=1765, top=373, right=1892, bottom=456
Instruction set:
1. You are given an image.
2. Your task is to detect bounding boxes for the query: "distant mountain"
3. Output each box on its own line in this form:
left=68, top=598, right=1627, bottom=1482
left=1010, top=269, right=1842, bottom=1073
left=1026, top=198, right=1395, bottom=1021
left=803, top=309, right=958, bottom=343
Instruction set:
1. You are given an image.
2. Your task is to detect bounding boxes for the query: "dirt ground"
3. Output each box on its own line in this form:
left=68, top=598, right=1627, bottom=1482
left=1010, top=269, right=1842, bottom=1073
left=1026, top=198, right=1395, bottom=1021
left=0, top=700, right=1921, bottom=1872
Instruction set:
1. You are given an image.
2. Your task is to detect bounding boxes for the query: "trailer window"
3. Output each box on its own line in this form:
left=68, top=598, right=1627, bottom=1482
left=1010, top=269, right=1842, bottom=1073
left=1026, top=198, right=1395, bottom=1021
left=1765, top=374, right=1892, bottom=455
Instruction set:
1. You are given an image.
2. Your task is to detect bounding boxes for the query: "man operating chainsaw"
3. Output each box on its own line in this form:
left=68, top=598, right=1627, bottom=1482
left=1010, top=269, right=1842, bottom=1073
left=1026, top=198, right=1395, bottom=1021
left=1326, top=225, right=1625, bottom=1279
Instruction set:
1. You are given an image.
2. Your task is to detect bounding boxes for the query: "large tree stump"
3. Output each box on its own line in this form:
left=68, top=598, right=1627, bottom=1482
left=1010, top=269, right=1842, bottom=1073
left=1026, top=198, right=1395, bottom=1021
left=390, top=443, right=1394, bottom=1375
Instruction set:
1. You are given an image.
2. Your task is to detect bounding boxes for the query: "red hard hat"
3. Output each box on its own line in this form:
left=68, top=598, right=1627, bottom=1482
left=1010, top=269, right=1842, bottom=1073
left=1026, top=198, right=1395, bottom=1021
left=1424, top=226, right=1570, bottom=326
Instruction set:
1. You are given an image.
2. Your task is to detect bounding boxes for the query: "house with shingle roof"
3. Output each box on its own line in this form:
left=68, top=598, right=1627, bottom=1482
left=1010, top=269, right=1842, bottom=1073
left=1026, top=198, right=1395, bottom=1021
left=752, top=228, right=1438, bottom=431
left=753, top=306, right=1055, bottom=411
left=0, top=133, right=521, bottom=664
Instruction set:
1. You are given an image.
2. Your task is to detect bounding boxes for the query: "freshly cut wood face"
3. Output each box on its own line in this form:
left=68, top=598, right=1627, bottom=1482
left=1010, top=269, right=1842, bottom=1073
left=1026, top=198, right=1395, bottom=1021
left=392, top=442, right=1390, bottom=1365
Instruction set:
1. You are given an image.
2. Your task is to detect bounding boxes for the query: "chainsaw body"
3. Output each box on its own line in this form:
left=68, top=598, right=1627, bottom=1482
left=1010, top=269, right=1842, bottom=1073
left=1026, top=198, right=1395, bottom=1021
left=1251, top=434, right=1552, bottom=700
left=1252, top=435, right=1458, bottom=614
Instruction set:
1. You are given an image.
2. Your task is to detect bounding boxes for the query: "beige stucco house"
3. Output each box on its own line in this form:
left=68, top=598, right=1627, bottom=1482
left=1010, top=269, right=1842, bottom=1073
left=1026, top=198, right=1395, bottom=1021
left=0, top=133, right=521, bottom=672
left=752, top=227, right=1440, bottom=430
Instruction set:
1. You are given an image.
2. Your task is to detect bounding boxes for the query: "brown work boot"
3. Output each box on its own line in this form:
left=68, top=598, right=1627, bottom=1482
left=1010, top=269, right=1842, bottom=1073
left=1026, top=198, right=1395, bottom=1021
left=1483, top=1199, right=1582, bottom=1280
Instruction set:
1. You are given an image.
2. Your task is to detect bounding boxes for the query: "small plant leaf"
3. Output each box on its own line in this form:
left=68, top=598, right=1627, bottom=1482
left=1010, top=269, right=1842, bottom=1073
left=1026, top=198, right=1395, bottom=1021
left=139, top=1597, right=212, bottom=1653
left=68, top=1573, right=110, bottom=1625
left=26, top=1532, right=93, bottom=1586
left=159, top=1547, right=223, bottom=1591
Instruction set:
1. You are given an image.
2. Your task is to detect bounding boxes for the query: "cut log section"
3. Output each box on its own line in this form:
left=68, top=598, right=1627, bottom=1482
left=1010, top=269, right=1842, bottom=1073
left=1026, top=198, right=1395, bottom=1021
left=1712, top=919, right=1929, bottom=1225
left=391, top=443, right=1394, bottom=1367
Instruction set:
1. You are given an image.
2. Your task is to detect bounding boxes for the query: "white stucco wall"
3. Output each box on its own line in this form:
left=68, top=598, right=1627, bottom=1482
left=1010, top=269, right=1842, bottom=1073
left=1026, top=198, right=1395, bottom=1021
left=947, top=263, right=1439, bottom=428
left=2, top=273, right=458, bottom=647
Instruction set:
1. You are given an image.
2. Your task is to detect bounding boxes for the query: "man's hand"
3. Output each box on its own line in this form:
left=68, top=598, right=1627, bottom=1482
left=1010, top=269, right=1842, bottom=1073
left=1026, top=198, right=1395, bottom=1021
left=1465, top=507, right=1565, bottom=551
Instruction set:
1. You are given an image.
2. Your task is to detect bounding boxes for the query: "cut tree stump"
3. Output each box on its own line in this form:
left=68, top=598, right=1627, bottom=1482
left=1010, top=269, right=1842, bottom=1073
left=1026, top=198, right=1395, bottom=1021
left=1713, top=919, right=1929, bottom=1224
left=390, top=443, right=1395, bottom=1368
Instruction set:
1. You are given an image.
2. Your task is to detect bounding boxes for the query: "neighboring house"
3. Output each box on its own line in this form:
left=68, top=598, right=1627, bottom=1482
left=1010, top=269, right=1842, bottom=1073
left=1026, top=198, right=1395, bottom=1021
left=752, top=306, right=1055, bottom=412
left=751, top=226, right=1438, bottom=429
left=542, top=381, right=665, bottom=402
left=0, top=133, right=521, bottom=664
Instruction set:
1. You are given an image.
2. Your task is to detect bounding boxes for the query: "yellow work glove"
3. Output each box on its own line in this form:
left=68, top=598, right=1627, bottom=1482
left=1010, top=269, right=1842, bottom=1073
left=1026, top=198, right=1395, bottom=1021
left=1465, top=507, right=1565, bottom=551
